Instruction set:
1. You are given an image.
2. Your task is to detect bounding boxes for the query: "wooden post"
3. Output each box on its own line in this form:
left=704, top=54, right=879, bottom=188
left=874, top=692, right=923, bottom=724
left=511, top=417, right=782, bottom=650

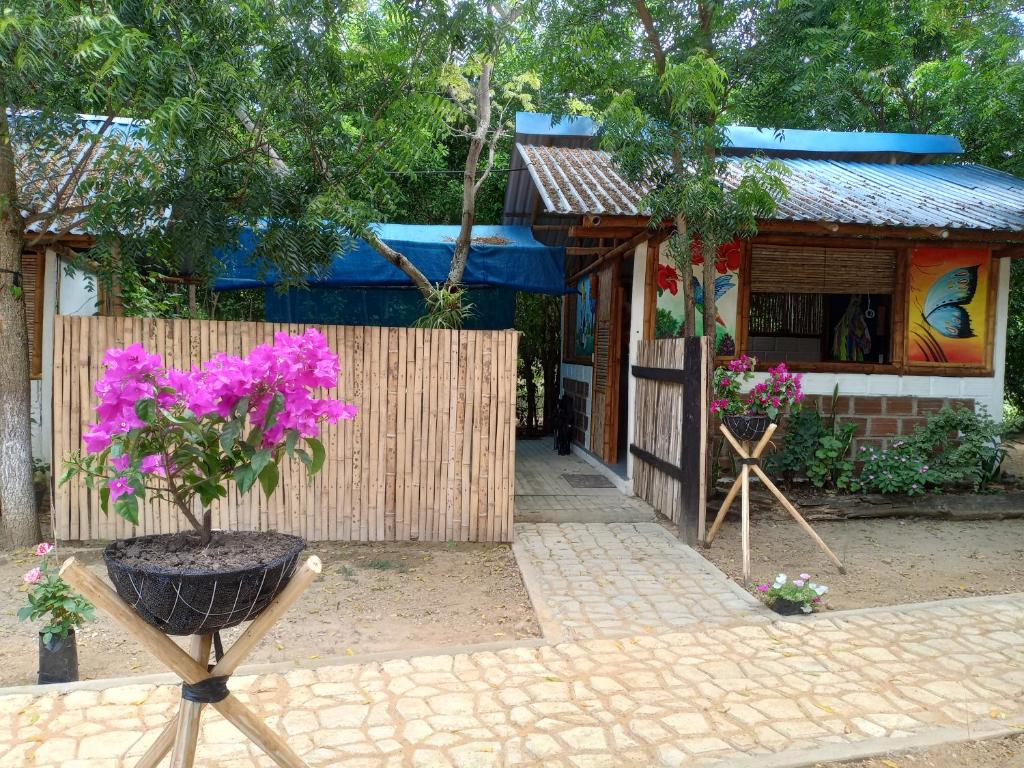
left=60, top=557, right=321, bottom=768
left=677, top=336, right=708, bottom=546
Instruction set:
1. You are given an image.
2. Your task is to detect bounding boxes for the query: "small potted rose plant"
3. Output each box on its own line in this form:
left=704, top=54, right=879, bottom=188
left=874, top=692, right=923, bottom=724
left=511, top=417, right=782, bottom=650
left=711, top=355, right=804, bottom=440
left=756, top=572, right=828, bottom=615
left=19, top=543, right=95, bottom=683
left=62, top=329, right=356, bottom=636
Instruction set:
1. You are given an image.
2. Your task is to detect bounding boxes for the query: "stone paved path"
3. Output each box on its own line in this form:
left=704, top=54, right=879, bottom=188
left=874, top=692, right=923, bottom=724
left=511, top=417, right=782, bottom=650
left=3, top=595, right=1024, bottom=767
left=514, top=440, right=655, bottom=524
left=514, top=522, right=767, bottom=641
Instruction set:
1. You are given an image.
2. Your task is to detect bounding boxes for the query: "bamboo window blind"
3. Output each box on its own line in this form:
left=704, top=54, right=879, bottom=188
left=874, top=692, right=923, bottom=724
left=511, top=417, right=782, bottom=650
left=750, top=245, right=896, bottom=294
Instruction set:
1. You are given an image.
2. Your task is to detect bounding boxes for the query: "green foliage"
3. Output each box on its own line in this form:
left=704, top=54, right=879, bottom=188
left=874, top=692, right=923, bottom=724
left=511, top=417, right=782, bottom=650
left=19, top=550, right=95, bottom=642
left=655, top=308, right=679, bottom=338
left=768, top=388, right=855, bottom=491
left=852, top=406, right=1008, bottom=496
left=415, top=285, right=475, bottom=329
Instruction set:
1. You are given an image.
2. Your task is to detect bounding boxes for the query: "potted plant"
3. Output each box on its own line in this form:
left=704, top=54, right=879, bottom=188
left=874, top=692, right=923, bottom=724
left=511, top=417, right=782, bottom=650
left=62, top=329, right=356, bottom=635
left=711, top=355, right=804, bottom=440
left=19, top=542, right=95, bottom=683
left=756, top=572, right=828, bottom=615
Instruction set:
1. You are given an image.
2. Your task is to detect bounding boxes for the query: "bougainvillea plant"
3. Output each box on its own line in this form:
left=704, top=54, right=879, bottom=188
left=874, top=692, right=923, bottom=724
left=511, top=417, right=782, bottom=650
left=19, top=543, right=94, bottom=643
left=710, top=354, right=804, bottom=419
left=755, top=572, right=828, bottom=614
left=61, top=329, right=357, bottom=544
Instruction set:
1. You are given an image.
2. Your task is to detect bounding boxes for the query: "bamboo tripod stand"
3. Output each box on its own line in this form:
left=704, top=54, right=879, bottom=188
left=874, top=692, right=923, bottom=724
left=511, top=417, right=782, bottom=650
left=60, top=555, right=322, bottom=768
left=705, top=423, right=846, bottom=585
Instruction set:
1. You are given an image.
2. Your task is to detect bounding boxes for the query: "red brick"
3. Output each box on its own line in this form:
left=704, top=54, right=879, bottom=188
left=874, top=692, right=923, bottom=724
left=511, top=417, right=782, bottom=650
left=899, top=417, right=927, bottom=435
left=852, top=396, right=885, bottom=416
left=884, top=397, right=915, bottom=416
left=832, top=396, right=854, bottom=415
left=867, top=417, right=901, bottom=437
left=916, top=397, right=947, bottom=414
left=845, top=416, right=869, bottom=437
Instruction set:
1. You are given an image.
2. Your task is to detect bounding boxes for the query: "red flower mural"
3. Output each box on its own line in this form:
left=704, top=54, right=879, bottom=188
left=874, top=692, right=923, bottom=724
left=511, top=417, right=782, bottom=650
left=690, top=240, right=742, bottom=275
left=657, top=263, right=679, bottom=296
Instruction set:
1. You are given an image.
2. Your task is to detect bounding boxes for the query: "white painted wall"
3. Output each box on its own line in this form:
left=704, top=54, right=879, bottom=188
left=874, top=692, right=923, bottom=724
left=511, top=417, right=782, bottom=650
left=32, top=250, right=99, bottom=464
left=624, top=243, right=649, bottom=486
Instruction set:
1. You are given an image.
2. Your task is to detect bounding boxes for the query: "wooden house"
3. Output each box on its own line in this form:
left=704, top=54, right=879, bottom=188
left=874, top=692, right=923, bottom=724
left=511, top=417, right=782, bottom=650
left=504, top=112, right=1024, bottom=485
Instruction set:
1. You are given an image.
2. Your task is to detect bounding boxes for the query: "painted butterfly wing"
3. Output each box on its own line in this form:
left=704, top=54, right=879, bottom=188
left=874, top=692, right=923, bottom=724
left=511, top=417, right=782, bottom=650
left=713, top=275, right=735, bottom=301
left=925, top=305, right=975, bottom=339
left=922, top=265, right=979, bottom=339
left=923, top=266, right=978, bottom=317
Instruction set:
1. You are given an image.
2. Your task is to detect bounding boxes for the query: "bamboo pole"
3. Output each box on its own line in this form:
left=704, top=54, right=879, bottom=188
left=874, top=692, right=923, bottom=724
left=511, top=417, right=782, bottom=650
left=170, top=634, right=212, bottom=768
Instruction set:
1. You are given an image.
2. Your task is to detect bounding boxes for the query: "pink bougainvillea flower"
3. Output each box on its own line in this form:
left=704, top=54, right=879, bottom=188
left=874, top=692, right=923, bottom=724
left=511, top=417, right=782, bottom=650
left=110, top=455, right=130, bottom=472
left=82, top=426, right=112, bottom=454
left=139, top=454, right=172, bottom=476
left=108, top=476, right=135, bottom=502
left=23, top=567, right=42, bottom=584
left=35, top=542, right=54, bottom=556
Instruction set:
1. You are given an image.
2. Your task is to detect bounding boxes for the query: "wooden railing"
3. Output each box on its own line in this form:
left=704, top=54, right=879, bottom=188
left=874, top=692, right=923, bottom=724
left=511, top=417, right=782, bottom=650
left=52, top=316, right=518, bottom=542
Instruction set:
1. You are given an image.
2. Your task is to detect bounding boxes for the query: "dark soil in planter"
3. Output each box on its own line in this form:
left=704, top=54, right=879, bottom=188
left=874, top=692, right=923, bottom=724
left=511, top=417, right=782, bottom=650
left=38, top=629, right=78, bottom=684
left=104, top=531, right=305, bottom=635
left=770, top=597, right=807, bottom=616
left=107, top=530, right=301, bottom=572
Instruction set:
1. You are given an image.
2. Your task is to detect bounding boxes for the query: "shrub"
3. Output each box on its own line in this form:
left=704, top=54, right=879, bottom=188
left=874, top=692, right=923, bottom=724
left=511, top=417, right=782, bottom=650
left=852, top=405, right=1007, bottom=495
left=767, top=387, right=855, bottom=491
left=19, top=543, right=94, bottom=643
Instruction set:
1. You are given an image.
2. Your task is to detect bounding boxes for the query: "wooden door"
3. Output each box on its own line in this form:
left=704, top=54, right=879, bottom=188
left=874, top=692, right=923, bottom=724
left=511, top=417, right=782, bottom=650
left=589, top=260, right=622, bottom=463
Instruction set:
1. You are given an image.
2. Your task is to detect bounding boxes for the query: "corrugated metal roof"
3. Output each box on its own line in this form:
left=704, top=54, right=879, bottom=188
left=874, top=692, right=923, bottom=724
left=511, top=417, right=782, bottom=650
left=15, top=114, right=148, bottom=236
left=516, top=143, right=1024, bottom=233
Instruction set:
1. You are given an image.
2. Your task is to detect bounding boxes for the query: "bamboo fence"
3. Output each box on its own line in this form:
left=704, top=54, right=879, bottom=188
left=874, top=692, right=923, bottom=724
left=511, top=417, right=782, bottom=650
left=52, top=316, right=518, bottom=543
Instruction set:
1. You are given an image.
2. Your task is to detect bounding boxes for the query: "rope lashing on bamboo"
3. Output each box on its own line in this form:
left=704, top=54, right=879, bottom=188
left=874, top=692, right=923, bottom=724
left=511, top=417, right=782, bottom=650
left=180, top=630, right=229, bottom=703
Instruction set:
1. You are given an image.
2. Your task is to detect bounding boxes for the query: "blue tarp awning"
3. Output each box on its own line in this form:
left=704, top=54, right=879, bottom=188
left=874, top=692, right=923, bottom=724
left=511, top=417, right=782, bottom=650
left=214, top=223, right=566, bottom=295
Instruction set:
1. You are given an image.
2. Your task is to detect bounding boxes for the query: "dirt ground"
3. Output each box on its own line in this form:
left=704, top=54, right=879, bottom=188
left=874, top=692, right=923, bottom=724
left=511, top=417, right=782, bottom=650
left=700, top=510, right=1024, bottom=610
left=0, top=540, right=539, bottom=687
left=816, top=733, right=1024, bottom=767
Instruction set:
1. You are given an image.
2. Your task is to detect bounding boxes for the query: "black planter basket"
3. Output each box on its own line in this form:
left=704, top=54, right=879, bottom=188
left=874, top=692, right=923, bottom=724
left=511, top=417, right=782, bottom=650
left=103, top=532, right=306, bottom=636
left=39, top=629, right=78, bottom=684
left=770, top=597, right=808, bottom=616
left=723, top=414, right=772, bottom=441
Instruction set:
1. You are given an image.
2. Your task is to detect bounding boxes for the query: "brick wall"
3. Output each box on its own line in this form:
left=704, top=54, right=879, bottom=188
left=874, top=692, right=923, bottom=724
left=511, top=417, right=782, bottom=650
left=562, top=377, right=590, bottom=446
left=797, top=395, right=975, bottom=452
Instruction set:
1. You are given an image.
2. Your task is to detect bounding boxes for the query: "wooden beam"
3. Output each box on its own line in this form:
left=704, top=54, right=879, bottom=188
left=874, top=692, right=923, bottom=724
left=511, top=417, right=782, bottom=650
left=569, top=225, right=647, bottom=240
left=755, top=219, right=1024, bottom=244
left=566, top=246, right=612, bottom=257
left=995, top=245, right=1024, bottom=259
left=568, top=229, right=659, bottom=283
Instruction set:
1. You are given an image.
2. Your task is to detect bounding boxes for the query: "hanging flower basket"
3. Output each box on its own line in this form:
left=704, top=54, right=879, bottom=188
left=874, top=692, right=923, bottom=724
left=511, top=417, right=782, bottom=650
left=723, top=414, right=772, bottom=441
left=104, top=531, right=306, bottom=636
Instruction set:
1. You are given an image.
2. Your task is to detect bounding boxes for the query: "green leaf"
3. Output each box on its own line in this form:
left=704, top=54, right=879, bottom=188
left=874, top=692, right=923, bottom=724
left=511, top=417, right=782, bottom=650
left=115, top=494, right=139, bottom=526
left=17, top=606, right=33, bottom=620
left=251, top=449, right=272, bottom=475
left=285, top=431, right=299, bottom=456
left=259, top=461, right=280, bottom=498
left=99, top=486, right=110, bottom=515
left=305, top=438, right=326, bottom=475
left=219, top=420, right=241, bottom=453
left=134, top=398, right=158, bottom=424
left=234, top=463, right=257, bottom=494
left=57, top=466, right=77, bottom=486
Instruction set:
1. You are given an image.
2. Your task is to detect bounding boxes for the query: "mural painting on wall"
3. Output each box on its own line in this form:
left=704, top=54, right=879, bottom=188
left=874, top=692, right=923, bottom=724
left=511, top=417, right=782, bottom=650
left=656, top=240, right=740, bottom=355
left=907, top=246, right=992, bottom=366
left=574, top=274, right=596, bottom=357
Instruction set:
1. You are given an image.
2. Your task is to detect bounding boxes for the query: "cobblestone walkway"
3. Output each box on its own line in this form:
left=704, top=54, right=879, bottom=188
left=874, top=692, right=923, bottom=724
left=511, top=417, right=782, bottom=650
left=514, top=522, right=767, bottom=641
left=3, top=595, right=1024, bottom=767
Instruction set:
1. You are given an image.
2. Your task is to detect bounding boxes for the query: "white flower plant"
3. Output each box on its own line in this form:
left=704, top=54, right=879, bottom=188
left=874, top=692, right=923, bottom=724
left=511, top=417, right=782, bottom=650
left=756, top=572, right=828, bottom=613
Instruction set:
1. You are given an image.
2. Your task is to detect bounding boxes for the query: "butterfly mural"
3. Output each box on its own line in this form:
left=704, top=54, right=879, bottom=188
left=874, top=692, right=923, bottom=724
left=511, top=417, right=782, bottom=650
left=922, top=266, right=978, bottom=339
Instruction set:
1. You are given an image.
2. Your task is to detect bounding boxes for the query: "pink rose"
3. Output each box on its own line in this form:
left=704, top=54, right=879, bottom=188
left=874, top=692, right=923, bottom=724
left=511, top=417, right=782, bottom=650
left=23, top=567, right=42, bottom=584
left=35, top=542, right=53, bottom=556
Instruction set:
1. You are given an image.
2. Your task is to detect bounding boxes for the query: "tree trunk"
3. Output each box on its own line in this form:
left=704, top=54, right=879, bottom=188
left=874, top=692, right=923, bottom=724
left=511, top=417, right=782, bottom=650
left=0, top=108, right=41, bottom=548
left=542, top=357, right=559, bottom=434
left=448, top=61, right=493, bottom=287
left=673, top=212, right=696, bottom=337
left=522, top=353, right=537, bottom=430
left=702, top=239, right=717, bottom=347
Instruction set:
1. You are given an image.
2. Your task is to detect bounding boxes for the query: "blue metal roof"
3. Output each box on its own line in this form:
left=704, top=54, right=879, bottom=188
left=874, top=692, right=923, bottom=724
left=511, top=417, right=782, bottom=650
left=515, top=111, right=963, bottom=159
left=214, top=223, right=567, bottom=294
left=515, top=143, right=1024, bottom=232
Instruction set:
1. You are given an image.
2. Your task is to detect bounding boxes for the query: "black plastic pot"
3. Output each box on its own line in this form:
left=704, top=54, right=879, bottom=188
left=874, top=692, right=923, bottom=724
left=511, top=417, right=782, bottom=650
left=103, top=532, right=306, bottom=636
left=39, top=629, right=79, bottom=685
left=723, top=414, right=772, bottom=441
left=770, top=597, right=808, bottom=616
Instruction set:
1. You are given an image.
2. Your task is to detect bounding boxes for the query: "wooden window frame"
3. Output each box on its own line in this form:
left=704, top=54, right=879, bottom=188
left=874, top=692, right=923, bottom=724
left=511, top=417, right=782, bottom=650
left=646, top=236, right=1001, bottom=378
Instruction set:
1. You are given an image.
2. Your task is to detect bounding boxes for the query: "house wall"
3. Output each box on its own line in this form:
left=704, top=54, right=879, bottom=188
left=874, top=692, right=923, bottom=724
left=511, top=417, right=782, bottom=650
left=32, top=250, right=99, bottom=463
left=560, top=363, right=592, bottom=448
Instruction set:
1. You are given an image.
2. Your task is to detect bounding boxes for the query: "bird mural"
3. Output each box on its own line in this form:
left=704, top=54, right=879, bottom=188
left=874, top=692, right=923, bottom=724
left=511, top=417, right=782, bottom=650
left=692, top=274, right=735, bottom=327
